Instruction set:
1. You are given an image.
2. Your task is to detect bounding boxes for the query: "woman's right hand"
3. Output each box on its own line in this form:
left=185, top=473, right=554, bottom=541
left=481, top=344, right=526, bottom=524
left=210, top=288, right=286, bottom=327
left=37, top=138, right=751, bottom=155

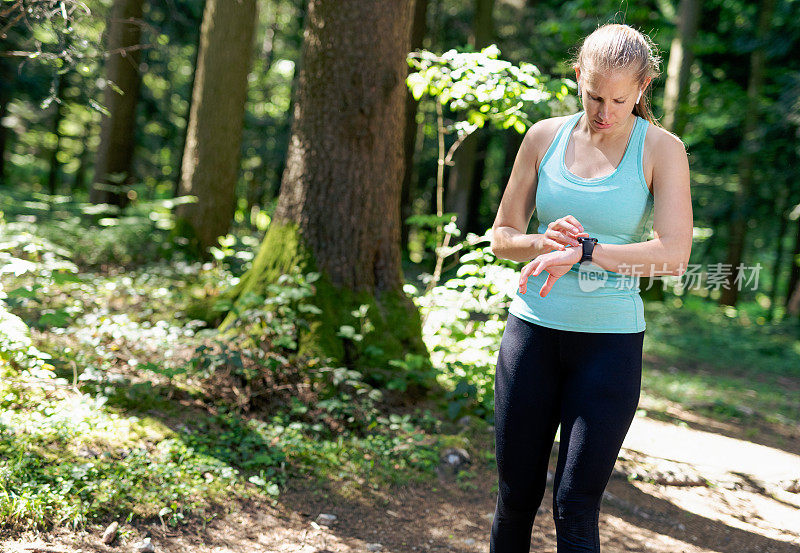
left=537, top=215, right=590, bottom=252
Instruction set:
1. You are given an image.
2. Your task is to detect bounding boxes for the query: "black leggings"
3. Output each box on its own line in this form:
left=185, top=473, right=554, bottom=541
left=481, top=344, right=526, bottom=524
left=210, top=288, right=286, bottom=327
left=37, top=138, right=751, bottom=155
left=490, top=313, right=645, bottom=553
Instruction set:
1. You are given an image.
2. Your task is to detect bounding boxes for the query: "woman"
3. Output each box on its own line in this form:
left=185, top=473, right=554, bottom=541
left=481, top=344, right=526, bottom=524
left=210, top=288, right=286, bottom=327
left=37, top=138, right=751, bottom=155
left=488, top=23, right=693, bottom=552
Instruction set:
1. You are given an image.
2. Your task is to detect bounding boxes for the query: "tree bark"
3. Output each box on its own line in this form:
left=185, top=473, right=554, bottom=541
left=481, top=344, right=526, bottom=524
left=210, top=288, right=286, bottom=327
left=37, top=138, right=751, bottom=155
left=719, top=0, right=775, bottom=306
left=90, top=0, right=145, bottom=206
left=175, top=0, right=258, bottom=255
left=785, top=214, right=800, bottom=313
left=267, top=0, right=308, bottom=205
left=767, top=186, right=790, bottom=321
left=662, top=0, right=700, bottom=136
left=172, top=0, right=206, bottom=199
left=445, top=0, right=495, bottom=234
left=400, top=0, right=429, bottom=253
left=465, top=129, right=490, bottom=236
left=216, top=0, right=430, bottom=379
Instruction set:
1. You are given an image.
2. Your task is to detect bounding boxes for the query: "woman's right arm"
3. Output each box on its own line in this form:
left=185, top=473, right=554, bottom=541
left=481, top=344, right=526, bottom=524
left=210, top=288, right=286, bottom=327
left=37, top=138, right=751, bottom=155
left=490, top=118, right=569, bottom=263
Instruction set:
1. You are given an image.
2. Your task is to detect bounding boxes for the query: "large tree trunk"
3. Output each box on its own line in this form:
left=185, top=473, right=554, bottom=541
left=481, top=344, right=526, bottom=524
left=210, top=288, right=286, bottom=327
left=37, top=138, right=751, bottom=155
left=445, top=0, right=495, bottom=234
left=216, top=0, right=429, bottom=379
left=662, top=0, right=700, bottom=136
left=90, top=0, right=145, bottom=207
left=175, top=0, right=258, bottom=256
left=400, top=0, right=429, bottom=253
left=172, top=0, right=205, bottom=198
left=785, top=215, right=800, bottom=313
left=267, top=0, right=308, bottom=204
left=719, top=0, right=775, bottom=306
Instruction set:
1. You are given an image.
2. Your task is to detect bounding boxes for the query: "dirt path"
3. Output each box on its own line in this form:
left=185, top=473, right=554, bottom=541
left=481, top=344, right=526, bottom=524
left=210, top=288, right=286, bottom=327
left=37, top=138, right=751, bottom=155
left=3, top=407, right=799, bottom=553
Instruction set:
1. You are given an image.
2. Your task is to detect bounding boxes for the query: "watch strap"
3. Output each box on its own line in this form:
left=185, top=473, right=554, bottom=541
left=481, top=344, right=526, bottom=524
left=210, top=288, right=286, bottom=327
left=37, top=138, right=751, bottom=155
left=578, top=236, right=598, bottom=264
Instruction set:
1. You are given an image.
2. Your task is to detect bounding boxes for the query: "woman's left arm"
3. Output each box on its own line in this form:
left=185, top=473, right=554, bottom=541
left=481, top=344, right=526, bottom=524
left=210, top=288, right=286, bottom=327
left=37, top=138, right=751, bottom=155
left=591, top=132, right=693, bottom=277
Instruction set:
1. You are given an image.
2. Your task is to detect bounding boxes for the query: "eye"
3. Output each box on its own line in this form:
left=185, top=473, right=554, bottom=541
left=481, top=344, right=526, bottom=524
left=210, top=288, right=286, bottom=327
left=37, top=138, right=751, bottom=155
left=614, top=99, right=625, bottom=104
left=589, top=95, right=600, bottom=101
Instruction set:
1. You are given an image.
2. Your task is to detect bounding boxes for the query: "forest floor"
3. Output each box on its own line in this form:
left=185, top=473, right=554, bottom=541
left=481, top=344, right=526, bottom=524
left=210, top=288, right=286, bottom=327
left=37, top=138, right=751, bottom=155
left=2, top=390, right=798, bottom=553
left=2, top=210, right=799, bottom=553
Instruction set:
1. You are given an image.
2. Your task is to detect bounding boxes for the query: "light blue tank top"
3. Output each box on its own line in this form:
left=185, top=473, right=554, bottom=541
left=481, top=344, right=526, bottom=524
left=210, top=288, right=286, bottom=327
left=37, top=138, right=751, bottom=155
left=508, top=110, right=654, bottom=333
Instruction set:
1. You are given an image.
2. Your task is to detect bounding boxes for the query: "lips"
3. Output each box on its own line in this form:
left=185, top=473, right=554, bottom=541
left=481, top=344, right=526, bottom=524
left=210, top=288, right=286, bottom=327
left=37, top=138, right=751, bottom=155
left=595, top=120, right=611, bottom=129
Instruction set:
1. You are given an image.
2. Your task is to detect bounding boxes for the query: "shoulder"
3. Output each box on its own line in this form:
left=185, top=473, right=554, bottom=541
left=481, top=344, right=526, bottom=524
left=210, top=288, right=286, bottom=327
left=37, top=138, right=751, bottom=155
left=643, top=123, right=688, bottom=164
left=521, top=114, right=573, bottom=167
left=524, top=114, right=572, bottom=147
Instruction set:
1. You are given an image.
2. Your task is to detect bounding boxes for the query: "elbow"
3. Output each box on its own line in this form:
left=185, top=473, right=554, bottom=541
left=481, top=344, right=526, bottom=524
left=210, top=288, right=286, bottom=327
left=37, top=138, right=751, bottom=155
left=489, top=227, right=501, bottom=258
left=671, top=252, right=692, bottom=277
left=490, top=243, right=503, bottom=260
left=664, top=237, right=692, bottom=277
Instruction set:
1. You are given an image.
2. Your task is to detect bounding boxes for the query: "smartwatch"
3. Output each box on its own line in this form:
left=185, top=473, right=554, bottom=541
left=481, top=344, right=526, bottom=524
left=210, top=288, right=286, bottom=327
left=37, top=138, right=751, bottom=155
left=577, top=236, right=598, bottom=264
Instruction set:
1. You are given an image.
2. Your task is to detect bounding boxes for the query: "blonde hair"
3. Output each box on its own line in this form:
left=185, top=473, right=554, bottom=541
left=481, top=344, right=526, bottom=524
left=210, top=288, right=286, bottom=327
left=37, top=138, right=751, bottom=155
left=572, top=23, right=663, bottom=127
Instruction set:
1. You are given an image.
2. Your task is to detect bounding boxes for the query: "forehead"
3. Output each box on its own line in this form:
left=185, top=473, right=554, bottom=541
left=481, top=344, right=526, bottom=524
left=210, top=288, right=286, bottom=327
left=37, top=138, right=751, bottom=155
left=582, top=68, right=638, bottom=95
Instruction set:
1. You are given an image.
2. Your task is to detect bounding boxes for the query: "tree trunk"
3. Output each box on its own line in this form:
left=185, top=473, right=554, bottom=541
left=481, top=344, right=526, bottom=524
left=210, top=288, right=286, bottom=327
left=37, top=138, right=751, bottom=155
left=173, top=0, right=205, bottom=199
left=175, top=0, right=258, bottom=256
left=90, top=0, right=145, bottom=207
left=216, top=0, right=430, bottom=379
left=73, top=123, right=93, bottom=194
left=768, top=186, right=790, bottom=321
left=445, top=0, right=494, bottom=234
left=785, top=214, right=800, bottom=313
left=719, top=0, right=775, bottom=306
left=267, top=0, right=308, bottom=205
left=662, top=0, right=700, bottom=136
left=400, top=0, right=429, bottom=253
left=46, top=71, right=68, bottom=195
left=0, top=92, right=8, bottom=186
left=466, top=129, right=491, bottom=236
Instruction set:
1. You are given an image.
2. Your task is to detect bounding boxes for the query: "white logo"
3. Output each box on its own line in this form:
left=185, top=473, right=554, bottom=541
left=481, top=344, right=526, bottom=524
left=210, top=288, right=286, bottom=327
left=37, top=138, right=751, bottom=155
left=577, top=261, right=608, bottom=292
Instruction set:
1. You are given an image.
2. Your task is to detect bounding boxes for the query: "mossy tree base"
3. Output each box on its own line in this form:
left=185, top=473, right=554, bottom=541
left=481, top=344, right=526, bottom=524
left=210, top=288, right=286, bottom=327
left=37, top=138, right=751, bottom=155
left=208, top=220, right=432, bottom=391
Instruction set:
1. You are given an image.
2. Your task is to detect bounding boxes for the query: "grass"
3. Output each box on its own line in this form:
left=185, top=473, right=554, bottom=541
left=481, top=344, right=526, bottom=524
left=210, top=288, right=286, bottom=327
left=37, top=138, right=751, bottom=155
left=642, top=296, right=800, bottom=426
left=1, top=189, right=799, bottom=533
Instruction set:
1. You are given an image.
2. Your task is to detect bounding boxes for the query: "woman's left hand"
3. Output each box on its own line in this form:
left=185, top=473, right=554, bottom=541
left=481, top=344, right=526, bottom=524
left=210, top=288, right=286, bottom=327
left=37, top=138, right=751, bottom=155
left=518, top=246, right=582, bottom=297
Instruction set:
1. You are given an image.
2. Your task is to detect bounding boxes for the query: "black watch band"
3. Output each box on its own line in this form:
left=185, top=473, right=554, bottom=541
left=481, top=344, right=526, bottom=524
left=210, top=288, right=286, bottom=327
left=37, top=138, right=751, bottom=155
left=577, top=236, right=598, bottom=264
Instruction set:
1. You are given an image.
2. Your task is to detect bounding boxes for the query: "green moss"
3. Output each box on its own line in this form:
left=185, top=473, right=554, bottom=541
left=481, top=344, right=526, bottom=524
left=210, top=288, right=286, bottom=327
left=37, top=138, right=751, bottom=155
left=215, top=220, right=429, bottom=375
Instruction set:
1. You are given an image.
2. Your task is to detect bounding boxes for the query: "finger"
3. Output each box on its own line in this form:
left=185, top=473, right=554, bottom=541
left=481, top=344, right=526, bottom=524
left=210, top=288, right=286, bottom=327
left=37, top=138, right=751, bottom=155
left=563, top=215, right=585, bottom=233
left=518, top=264, right=533, bottom=293
left=519, top=262, right=533, bottom=285
left=540, top=274, right=558, bottom=297
left=531, top=259, right=546, bottom=277
left=560, top=231, right=580, bottom=246
left=548, top=237, right=566, bottom=251
left=543, top=230, right=566, bottom=250
left=553, top=220, right=581, bottom=239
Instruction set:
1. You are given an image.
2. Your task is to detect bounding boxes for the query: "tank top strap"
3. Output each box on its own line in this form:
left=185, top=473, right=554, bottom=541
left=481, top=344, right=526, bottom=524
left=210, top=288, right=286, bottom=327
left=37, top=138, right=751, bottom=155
left=540, top=112, right=583, bottom=170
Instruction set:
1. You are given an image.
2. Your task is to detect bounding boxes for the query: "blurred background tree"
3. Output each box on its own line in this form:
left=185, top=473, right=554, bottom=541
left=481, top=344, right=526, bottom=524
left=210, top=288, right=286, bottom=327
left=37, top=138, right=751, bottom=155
left=3, top=0, right=800, bottom=356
